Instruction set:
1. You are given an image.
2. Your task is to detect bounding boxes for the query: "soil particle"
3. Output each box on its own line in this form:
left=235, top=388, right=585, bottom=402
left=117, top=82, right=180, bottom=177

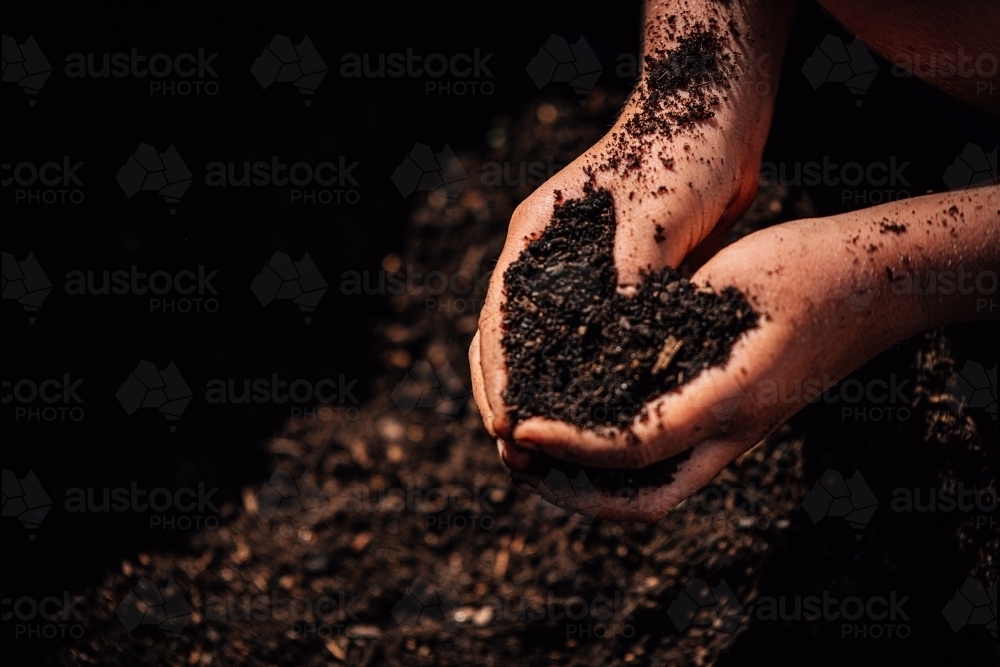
left=878, top=219, right=907, bottom=234
left=501, top=187, right=759, bottom=434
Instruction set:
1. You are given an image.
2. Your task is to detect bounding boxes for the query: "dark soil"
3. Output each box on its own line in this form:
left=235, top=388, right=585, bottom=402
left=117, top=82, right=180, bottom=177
left=879, top=219, right=908, bottom=234
left=501, top=187, right=759, bottom=433
left=626, top=30, right=731, bottom=139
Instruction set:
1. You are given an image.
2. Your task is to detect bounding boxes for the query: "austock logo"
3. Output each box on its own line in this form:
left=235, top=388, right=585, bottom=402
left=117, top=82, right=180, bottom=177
left=339, top=47, right=495, bottom=96
left=2, top=34, right=52, bottom=105
left=526, top=35, right=602, bottom=105
left=479, top=156, right=563, bottom=188
left=4, top=374, right=85, bottom=423
left=891, top=483, right=996, bottom=531
left=116, top=578, right=192, bottom=638
left=203, top=588, right=360, bottom=638
left=801, top=35, right=878, bottom=106
left=3, top=156, right=85, bottom=205
left=528, top=468, right=601, bottom=540
left=64, top=264, right=220, bottom=315
left=755, top=590, right=911, bottom=639
left=116, top=360, right=193, bottom=432
left=3, top=591, right=85, bottom=640
left=2, top=469, right=52, bottom=541
left=204, top=374, right=359, bottom=426
left=392, top=577, right=463, bottom=648
left=391, top=359, right=469, bottom=420
left=204, top=155, right=360, bottom=204
left=946, top=360, right=997, bottom=421
left=64, top=46, right=219, bottom=96
left=392, top=143, right=467, bottom=202
left=63, top=482, right=219, bottom=531
left=338, top=261, right=492, bottom=316
left=759, top=156, right=911, bottom=205
left=2, top=252, right=51, bottom=323
left=116, top=143, right=193, bottom=214
left=250, top=252, right=328, bottom=323
left=805, top=467, right=994, bottom=532
left=755, top=373, right=913, bottom=423
left=667, top=578, right=744, bottom=633
left=942, top=578, right=997, bottom=637
left=676, top=483, right=773, bottom=531
left=942, top=143, right=997, bottom=191
left=254, top=469, right=328, bottom=527
left=801, top=469, right=879, bottom=541
left=338, top=480, right=498, bottom=531
left=251, top=35, right=327, bottom=106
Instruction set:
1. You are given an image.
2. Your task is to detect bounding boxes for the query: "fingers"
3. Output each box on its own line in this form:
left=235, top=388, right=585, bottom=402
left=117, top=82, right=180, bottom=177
left=478, top=197, right=548, bottom=441
left=602, top=437, right=751, bottom=522
left=513, top=418, right=638, bottom=467
left=629, top=366, right=749, bottom=456
left=478, top=181, right=588, bottom=440
left=468, top=331, right=495, bottom=439
left=471, top=329, right=533, bottom=470
left=656, top=436, right=757, bottom=513
left=511, top=338, right=752, bottom=469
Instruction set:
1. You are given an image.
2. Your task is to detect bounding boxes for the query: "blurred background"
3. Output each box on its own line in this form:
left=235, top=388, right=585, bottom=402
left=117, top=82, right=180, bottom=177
left=4, top=1, right=996, bottom=665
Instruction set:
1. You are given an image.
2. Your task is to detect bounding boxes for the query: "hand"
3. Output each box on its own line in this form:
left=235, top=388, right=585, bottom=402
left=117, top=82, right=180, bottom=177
left=471, top=187, right=998, bottom=521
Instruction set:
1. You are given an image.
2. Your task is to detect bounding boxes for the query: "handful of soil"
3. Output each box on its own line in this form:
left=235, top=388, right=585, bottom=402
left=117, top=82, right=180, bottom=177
left=501, top=187, right=758, bottom=436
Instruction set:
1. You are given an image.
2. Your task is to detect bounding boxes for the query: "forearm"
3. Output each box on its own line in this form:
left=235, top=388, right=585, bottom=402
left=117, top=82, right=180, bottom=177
left=839, top=185, right=999, bottom=347
left=637, top=0, right=797, bottom=160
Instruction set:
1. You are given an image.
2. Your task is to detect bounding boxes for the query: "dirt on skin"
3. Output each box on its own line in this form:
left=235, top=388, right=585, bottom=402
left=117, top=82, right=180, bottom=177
left=625, top=30, right=732, bottom=140
left=879, top=219, right=907, bottom=234
left=501, top=186, right=759, bottom=437
left=602, top=18, right=737, bottom=177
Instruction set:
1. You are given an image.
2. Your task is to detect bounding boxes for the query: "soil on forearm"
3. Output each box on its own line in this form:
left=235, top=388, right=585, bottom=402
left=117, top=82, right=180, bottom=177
left=602, top=18, right=737, bottom=178
left=500, top=186, right=759, bottom=440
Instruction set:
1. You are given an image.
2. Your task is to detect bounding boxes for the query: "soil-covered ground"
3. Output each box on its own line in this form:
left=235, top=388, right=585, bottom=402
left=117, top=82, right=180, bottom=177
left=35, top=93, right=997, bottom=667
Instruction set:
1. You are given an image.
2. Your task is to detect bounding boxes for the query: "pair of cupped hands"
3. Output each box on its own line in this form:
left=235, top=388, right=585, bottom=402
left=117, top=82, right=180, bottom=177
left=467, top=101, right=992, bottom=522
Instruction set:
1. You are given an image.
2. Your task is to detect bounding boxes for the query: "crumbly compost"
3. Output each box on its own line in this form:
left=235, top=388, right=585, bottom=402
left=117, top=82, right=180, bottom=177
left=501, top=187, right=759, bottom=434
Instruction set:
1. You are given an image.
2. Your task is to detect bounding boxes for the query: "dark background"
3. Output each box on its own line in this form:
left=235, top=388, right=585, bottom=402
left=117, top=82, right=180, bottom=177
left=3, top=1, right=996, bottom=664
